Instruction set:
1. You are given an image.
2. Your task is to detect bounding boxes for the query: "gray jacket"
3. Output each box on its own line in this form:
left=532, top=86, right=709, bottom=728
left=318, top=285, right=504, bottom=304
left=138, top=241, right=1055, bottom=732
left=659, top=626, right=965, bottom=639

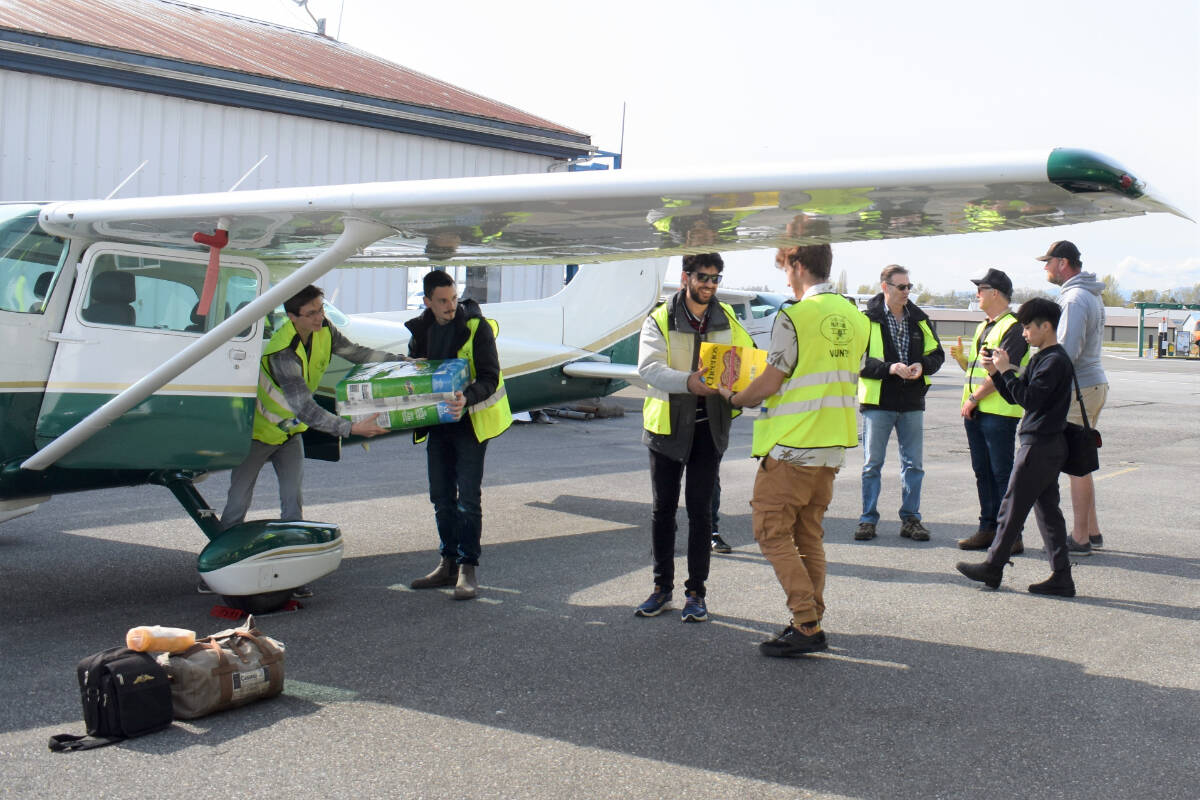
left=1056, top=272, right=1107, bottom=389
left=637, top=292, right=739, bottom=462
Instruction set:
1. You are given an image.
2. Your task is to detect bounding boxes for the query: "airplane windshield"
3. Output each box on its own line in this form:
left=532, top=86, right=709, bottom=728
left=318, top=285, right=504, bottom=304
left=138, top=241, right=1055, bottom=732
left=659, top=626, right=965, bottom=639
left=0, top=204, right=68, bottom=314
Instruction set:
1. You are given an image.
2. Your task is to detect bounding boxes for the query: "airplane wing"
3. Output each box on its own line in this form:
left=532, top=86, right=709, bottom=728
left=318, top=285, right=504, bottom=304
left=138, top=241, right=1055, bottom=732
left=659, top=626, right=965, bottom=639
left=21, top=147, right=1189, bottom=472
left=38, top=148, right=1191, bottom=269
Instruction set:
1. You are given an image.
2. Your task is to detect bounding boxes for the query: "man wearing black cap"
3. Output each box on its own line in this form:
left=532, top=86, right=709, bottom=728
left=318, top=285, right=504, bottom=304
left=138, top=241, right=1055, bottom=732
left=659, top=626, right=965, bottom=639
left=1040, top=240, right=1108, bottom=554
left=950, top=269, right=1030, bottom=552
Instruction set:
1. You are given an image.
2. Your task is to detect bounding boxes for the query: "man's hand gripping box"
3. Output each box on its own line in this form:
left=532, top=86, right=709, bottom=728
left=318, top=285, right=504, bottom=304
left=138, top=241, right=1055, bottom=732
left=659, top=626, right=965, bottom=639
left=698, top=342, right=768, bottom=393
left=335, top=358, right=470, bottom=430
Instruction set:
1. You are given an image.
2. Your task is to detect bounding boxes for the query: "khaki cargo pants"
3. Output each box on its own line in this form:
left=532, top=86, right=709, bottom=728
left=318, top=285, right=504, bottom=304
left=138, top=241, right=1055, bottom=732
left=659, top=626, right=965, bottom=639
left=750, top=456, right=837, bottom=626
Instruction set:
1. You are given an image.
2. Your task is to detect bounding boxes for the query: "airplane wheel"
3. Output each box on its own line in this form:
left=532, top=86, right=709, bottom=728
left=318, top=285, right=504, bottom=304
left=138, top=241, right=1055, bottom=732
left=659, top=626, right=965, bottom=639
left=219, top=589, right=293, bottom=614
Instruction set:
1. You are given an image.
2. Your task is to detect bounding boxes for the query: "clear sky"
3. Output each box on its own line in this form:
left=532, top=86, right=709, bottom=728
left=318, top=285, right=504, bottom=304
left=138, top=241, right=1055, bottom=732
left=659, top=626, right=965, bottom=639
left=187, top=0, right=1198, bottom=296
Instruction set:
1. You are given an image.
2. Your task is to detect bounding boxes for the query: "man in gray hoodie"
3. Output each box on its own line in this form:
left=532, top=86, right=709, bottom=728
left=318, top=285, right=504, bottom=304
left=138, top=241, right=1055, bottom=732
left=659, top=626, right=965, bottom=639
left=1039, top=241, right=1108, bottom=554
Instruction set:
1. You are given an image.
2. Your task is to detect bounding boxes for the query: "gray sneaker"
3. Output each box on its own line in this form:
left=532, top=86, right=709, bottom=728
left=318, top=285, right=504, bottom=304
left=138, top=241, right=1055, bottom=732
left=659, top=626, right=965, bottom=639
left=854, top=522, right=877, bottom=541
left=900, top=518, right=931, bottom=542
left=1067, top=539, right=1092, bottom=556
left=1089, top=534, right=1104, bottom=549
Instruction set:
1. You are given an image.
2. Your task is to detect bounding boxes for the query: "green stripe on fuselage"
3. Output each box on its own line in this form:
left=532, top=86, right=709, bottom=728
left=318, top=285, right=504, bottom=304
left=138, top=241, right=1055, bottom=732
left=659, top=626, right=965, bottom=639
left=33, top=392, right=254, bottom=470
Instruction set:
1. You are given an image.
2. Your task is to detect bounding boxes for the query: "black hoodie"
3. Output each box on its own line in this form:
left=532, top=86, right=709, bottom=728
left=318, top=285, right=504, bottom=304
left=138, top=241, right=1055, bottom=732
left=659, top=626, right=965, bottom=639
left=404, top=298, right=501, bottom=408
left=858, top=294, right=945, bottom=412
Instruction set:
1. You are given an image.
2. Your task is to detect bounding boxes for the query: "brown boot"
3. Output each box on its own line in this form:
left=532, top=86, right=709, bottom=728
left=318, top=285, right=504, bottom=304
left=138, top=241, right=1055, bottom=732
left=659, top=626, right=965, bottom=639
left=1010, top=539, right=1025, bottom=556
left=454, top=565, right=478, bottom=600
left=957, top=529, right=996, bottom=550
left=411, top=556, right=458, bottom=589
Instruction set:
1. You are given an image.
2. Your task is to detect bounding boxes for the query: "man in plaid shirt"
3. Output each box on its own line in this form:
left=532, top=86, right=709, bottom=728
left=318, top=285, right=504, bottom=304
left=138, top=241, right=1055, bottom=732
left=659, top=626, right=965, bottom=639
left=854, top=265, right=945, bottom=542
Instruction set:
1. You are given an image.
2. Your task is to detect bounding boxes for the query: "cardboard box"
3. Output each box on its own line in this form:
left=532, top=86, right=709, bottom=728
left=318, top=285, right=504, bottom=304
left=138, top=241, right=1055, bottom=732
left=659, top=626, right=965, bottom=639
left=698, top=342, right=768, bottom=393
left=335, top=358, right=469, bottom=430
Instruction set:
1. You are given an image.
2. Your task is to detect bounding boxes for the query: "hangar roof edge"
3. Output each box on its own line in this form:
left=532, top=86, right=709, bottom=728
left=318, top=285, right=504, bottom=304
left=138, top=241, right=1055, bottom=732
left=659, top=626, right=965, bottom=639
left=0, top=0, right=591, bottom=156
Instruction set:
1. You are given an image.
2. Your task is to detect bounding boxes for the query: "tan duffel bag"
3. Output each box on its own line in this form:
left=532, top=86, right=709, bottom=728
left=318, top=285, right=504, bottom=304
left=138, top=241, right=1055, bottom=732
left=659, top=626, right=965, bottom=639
left=159, top=617, right=285, bottom=720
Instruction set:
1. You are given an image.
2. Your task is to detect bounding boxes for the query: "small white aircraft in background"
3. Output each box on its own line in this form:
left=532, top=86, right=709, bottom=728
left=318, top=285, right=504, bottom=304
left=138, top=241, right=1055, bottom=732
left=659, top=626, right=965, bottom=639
left=0, top=147, right=1188, bottom=609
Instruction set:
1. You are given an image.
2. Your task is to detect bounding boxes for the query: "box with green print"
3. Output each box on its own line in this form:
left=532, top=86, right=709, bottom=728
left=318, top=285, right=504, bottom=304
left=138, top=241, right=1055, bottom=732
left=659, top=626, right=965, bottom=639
left=335, top=358, right=470, bottom=430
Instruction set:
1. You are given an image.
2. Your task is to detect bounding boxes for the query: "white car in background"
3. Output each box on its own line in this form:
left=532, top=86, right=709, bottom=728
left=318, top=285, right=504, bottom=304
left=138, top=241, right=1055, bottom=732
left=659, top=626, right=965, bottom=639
left=716, top=288, right=790, bottom=349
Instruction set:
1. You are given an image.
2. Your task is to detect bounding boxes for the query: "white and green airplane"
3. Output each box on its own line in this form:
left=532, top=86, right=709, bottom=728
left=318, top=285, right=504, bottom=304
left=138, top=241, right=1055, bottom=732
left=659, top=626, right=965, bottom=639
left=0, top=147, right=1187, bottom=610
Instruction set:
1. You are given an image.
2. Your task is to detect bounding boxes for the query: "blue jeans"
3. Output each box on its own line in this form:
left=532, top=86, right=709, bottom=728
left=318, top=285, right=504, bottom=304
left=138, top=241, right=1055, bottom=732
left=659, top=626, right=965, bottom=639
left=427, top=419, right=488, bottom=566
left=860, top=409, right=925, bottom=525
left=963, top=412, right=1019, bottom=532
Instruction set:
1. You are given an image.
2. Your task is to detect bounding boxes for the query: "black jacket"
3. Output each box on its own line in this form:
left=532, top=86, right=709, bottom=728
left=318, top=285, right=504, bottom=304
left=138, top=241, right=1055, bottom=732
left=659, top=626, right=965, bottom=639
left=992, top=343, right=1074, bottom=439
left=405, top=298, right=500, bottom=408
left=859, top=295, right=945, bottom=412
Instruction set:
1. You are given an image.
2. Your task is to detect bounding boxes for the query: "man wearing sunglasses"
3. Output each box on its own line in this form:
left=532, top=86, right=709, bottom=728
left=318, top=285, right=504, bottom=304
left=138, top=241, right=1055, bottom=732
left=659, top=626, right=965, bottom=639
left=635, top=253, right=753, bottom=623
left=855, top=265, right=945, bottom=543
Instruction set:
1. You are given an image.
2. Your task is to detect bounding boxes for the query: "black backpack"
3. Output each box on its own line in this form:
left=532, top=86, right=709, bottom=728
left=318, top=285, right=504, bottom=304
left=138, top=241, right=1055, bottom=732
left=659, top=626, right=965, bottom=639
left=48, top=646, right=173, bottom=752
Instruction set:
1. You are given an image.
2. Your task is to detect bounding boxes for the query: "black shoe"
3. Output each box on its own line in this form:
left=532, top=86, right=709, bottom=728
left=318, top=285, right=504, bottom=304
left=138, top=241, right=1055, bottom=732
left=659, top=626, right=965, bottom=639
left=1089, top=534, right=1104, bottom=549
left=955, top=560, right=1004, bottom=589
left=759, top=624, right=828, bottom=657
left=710, top=533, right=733, bottom=554
left=1010, top=539, right=1024, bottom=556
left=1028, top=569, right=1076, bottom=597
left=291, top=584, right=314, bottom=599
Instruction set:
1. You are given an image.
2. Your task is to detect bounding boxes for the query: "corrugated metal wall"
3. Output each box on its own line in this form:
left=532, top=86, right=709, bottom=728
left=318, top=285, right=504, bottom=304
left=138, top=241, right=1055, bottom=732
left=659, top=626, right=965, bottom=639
left=0, top=70, right=566, bottom=310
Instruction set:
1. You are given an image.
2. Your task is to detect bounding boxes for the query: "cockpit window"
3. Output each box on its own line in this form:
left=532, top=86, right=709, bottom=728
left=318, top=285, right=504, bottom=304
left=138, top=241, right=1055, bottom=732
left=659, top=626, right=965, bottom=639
left=82, top=251, right=259, bottom=336
left=0, top=204, right=67, bottom=314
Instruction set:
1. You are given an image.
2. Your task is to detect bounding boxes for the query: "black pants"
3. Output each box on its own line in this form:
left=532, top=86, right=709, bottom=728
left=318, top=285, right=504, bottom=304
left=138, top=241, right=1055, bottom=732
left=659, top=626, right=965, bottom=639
left=648, top=421, right=721, bottom=597
left=986, top=433, right=1070, bottom=572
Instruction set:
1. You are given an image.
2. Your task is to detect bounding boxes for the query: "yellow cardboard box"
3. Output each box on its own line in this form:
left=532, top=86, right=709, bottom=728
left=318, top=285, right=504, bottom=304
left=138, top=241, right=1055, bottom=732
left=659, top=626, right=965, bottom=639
left=699, top=342, right=768, bottom=392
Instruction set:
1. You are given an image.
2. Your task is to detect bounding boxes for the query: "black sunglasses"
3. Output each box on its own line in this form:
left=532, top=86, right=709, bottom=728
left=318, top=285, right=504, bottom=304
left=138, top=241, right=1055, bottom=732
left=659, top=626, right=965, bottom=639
left=689, top=272, right=723, bottom=285
left=888, top=282, right=914, bottom=291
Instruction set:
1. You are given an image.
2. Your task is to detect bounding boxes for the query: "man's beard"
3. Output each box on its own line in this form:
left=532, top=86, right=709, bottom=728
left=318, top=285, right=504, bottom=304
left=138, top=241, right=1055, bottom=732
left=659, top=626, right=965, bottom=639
left=687, top=285, right=714, bottom=306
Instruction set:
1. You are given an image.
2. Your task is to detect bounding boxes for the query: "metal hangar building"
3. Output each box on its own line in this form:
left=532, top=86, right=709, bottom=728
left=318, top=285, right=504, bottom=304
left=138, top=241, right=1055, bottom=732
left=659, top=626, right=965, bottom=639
left=0, top=0, right=595, bottom=309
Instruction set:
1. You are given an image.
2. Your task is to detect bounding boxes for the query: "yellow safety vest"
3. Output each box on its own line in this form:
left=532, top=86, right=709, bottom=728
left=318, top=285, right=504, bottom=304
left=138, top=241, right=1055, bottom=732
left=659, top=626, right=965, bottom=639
left=752, top=293, right=869, bottom=456
left=252, top=321, right=332, bottom=445
left=643, top=301, right=753, bottom=436
left=857, top=317, right=939, bottom=405
left=961, top=313, right=1029, bottom=418
left=457, top=317, right=512, bottom=442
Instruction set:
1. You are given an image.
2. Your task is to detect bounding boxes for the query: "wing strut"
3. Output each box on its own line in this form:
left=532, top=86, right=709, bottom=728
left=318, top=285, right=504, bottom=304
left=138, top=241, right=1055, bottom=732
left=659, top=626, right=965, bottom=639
left=20, top=217, right=394, bottom=472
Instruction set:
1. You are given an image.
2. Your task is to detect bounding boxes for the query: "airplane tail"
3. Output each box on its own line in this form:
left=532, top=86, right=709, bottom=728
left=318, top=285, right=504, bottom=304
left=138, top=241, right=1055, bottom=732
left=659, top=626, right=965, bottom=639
left=479, top=258, right=669, bottom=358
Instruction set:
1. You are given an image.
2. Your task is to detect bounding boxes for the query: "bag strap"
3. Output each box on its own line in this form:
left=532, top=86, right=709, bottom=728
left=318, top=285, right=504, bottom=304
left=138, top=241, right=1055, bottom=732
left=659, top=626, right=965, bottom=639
left=48, top=733, right=121, bottom=752
left=233, top=629, right=283, bottom=665
left=1071, top=372, right=1092, bottom=430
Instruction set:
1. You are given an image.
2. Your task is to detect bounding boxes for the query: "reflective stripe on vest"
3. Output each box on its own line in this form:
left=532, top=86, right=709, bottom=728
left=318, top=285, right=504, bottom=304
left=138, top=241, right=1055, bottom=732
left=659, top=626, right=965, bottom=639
left=642, top=300, right=753, bottom=435
left=752, top=293, right=869, bottom=456
left=458, top=317, right=512, bottom=442
left=961, top=314, right=1028, bottom=418
left=252, top=321, right=332, bottom=445
left=857, top=317, right=938, bottom=405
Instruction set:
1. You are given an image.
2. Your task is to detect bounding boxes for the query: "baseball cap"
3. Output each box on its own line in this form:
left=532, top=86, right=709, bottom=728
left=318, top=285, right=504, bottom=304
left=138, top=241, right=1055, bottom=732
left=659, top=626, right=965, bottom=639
left=970, top=268, right=1013, bottom=298
left=1036, top=240, right=1081, bottom=262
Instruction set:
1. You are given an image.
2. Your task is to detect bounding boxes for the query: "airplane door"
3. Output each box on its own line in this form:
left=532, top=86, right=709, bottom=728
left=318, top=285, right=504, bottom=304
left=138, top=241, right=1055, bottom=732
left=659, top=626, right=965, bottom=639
left=36, top=244, right=268, bottom=470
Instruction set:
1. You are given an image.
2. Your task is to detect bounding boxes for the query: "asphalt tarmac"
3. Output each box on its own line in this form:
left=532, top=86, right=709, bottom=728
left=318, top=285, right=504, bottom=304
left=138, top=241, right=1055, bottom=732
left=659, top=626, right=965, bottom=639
left=1, top=352, right=1196, bottom=799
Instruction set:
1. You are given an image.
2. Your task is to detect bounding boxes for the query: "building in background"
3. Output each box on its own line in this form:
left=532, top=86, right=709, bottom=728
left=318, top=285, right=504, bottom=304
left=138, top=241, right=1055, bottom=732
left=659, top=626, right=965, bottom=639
left=0, top=0, right=593, bottom=310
